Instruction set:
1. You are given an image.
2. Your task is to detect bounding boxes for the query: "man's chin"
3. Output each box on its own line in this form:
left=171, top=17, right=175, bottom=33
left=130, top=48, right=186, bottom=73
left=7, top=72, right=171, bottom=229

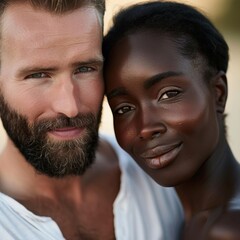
left=0, top=93, right=101, bottom=178
left=28, top=153, right=96, bottom=178
left=24, top=134, right=98, bottom=178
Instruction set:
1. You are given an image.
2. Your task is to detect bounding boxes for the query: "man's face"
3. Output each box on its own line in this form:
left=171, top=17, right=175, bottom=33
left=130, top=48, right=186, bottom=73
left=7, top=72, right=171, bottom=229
left=0, top=3, right=104, bottom=177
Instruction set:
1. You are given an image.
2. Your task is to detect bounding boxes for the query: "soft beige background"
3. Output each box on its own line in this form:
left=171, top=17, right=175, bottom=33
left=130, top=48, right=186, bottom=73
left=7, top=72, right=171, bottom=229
left=1, top=0, right=240, bottom=160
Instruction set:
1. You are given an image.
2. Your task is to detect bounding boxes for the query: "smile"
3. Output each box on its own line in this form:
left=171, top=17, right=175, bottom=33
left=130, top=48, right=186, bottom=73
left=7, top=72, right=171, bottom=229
left=140, top=142, right=182, bottom=169
left=48, top=127, right=84, bottom=140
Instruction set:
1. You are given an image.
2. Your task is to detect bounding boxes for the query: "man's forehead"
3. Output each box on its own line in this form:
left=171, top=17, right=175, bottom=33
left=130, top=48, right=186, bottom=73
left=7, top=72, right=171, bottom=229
left=2, top=2, right=102, bottom=30
left=1, top=2, right=102, bottom=44
left=0, top=2, right=103, bottom=77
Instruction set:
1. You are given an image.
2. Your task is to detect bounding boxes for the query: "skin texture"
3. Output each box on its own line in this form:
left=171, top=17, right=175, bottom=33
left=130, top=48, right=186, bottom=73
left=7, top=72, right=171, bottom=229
left=0, top=3, right=105, bottom=178
left=0, top=2, right=120, bottom=239
left=105, top=31, right=240, bottom=239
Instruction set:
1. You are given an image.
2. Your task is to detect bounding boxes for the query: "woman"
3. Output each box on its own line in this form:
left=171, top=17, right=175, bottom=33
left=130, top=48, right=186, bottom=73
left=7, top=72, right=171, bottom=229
left=103, top=1, right=240, bottom=239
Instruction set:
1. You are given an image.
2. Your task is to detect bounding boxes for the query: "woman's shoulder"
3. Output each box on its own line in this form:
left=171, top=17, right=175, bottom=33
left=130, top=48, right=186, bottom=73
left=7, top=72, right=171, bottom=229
left=207, top=209, right=240, bottom=240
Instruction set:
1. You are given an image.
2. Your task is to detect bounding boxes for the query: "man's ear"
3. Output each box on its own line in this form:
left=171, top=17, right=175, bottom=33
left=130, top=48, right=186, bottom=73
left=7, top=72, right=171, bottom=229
left=213, top=71, right=228, bottom=114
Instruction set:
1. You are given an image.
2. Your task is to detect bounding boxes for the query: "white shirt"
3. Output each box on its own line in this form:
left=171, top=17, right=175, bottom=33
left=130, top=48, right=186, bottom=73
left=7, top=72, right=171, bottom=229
left=109, top=135, right=183, bottom=240
left=0, top=135, right=183, bottom=239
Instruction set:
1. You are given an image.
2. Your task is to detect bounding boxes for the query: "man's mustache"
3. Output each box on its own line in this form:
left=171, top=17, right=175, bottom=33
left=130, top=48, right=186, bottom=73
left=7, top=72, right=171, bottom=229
left=32, top=113, right=96, bottom=134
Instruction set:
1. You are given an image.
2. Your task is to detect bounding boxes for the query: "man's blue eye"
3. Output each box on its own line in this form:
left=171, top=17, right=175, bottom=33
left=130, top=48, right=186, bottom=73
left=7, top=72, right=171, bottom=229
left=75, top=66, right=94, bottom=73
left=25, top=72, right=48, bottom=79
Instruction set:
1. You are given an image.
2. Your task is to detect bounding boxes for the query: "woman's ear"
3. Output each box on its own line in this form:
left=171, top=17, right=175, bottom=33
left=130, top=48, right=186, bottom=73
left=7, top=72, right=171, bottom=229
left=213, top=71, right=228, bottom=114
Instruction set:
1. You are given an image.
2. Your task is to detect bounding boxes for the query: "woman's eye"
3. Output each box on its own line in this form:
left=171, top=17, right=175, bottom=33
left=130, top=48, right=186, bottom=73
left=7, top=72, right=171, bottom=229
left=25, top=72, right=49, bottom=79
left=115, top=105, right=135, bottom=115
left=160, top=90, right=180, bottom=100
left=75, top=66, right=95, bottom=74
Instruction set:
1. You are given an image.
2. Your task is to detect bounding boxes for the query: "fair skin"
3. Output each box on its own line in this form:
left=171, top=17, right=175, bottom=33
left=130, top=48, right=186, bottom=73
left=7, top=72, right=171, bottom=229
left=105, top=31, right=240, bottom=239
left=0, top=2, right=120, bottom=239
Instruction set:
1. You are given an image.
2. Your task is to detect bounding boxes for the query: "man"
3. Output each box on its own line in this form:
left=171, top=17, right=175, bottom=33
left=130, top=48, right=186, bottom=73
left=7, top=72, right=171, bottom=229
left=0, top=0, right=183, bottom=239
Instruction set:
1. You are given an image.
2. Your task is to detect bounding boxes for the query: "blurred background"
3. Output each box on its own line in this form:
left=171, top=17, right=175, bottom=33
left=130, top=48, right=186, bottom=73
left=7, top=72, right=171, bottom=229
left=0, top=0, right=240, bottom=159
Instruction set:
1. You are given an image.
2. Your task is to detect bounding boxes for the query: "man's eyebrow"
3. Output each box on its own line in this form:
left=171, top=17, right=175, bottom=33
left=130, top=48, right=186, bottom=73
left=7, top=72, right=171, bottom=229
left=16, top=57, right=104, bottom=78
left=144, top=71, right=183, bottom=89
left=71, top=57, right=104, bottom=68
left=16, top=66, right=57, bottom=78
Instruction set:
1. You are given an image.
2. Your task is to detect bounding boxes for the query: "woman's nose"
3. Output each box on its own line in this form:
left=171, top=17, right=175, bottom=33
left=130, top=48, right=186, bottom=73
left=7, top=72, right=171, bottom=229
left=138, top=106, right=167, bottom=140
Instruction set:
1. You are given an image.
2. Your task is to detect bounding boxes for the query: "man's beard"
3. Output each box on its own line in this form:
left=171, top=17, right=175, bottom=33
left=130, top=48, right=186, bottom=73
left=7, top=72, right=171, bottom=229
left=0, top=93, right=102, bottom=178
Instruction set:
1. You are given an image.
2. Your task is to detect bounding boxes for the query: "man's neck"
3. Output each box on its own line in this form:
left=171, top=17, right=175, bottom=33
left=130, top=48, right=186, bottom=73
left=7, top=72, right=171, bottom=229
left=0, top=138, right=84, bottom=201
left=0, top=137, right=121, bottom=239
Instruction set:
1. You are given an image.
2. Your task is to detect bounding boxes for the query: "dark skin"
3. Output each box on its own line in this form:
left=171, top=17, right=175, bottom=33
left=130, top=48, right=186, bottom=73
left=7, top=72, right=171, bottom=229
left=0, top=138, right=120, bottom=240
left=105, top=31, right=240, bottom=239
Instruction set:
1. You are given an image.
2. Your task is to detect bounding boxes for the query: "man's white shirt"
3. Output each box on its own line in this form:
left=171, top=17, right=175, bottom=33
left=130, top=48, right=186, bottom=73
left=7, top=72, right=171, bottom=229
left=0, top=135, right=183, bottom=240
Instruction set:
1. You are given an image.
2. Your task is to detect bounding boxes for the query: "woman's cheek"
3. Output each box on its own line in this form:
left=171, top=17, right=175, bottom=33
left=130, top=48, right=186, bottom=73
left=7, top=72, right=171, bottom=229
left=114, top=119, right=135, bottom=153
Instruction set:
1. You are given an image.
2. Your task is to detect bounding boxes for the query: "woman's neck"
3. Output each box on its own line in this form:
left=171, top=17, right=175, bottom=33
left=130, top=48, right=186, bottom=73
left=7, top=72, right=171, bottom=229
left=175, top=135, right=240, bottom=221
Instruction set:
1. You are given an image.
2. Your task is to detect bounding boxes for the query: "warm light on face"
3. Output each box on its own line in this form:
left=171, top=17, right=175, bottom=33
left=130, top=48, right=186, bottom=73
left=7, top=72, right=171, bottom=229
left=105, top=32, right=220, bottom=186
left=0, top=2, right=104, bottom=177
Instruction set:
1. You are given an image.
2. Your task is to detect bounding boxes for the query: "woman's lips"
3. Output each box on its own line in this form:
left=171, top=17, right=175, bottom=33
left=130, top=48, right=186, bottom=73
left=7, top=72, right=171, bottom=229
left=140, top=142, right=182, bottom=169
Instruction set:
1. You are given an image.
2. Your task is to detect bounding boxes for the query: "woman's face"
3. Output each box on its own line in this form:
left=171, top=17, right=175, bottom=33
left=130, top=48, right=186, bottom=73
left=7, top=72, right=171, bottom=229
left=105, top=31, right=220, bottom=186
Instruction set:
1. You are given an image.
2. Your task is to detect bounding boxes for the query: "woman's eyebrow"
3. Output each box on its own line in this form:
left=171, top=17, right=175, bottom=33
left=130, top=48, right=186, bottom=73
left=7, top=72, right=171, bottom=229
left=107, top=87, right=127, bottom=100
left=107, top=71, right=183, bottom=100
left=144, top=71, right=183, bottom=89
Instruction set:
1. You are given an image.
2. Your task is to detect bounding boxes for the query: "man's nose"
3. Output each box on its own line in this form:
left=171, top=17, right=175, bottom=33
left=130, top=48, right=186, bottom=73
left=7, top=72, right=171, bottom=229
left=50, top=79, right=80, bottom=118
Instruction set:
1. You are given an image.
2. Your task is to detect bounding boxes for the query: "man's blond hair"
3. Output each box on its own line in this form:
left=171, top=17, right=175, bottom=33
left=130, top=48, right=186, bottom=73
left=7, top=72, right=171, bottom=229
left=0, top=0, right=105, bottom=15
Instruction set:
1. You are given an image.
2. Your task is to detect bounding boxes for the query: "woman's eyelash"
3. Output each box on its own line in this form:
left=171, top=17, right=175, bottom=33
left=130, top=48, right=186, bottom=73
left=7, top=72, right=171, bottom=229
left=159, top=90, right=180, bottom=100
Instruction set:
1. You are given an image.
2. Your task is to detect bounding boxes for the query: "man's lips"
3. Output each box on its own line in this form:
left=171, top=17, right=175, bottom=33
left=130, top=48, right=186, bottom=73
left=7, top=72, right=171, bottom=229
left=48, top=127, right=84, bottom=140
left=139, top=142, right=182, bottom=169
